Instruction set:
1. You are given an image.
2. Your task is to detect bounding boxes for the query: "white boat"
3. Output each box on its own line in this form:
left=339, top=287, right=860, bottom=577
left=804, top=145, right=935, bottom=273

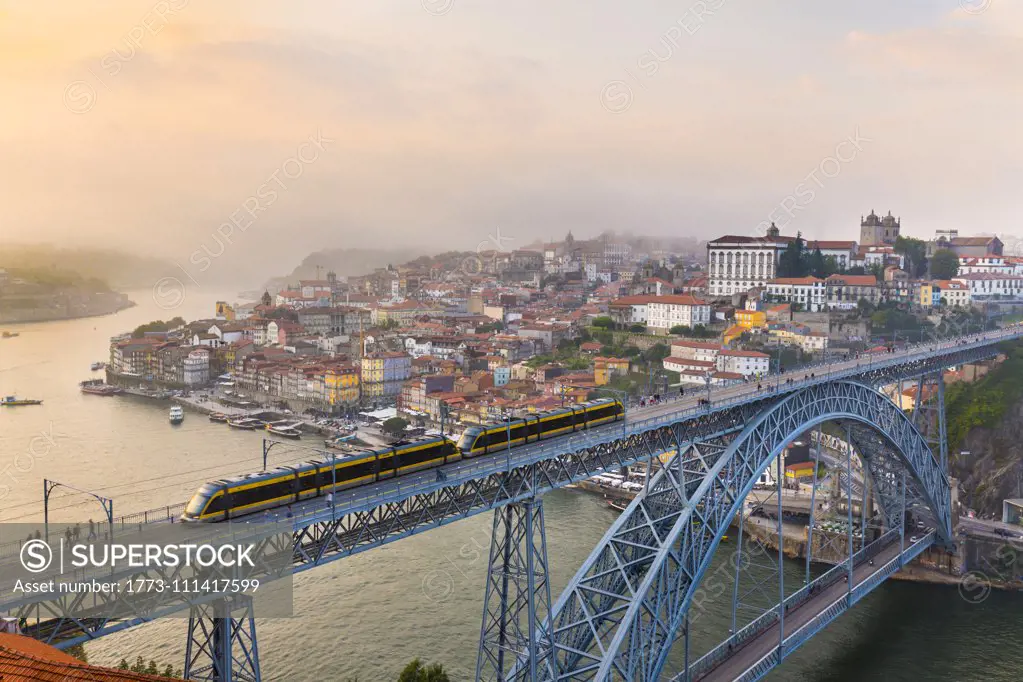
left=169, top=406, right=184, bottom=425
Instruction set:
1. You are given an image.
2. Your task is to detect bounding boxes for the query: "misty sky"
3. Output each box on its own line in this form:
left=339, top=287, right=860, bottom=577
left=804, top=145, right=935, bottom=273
left=1, top=0, right=1020, bottom=282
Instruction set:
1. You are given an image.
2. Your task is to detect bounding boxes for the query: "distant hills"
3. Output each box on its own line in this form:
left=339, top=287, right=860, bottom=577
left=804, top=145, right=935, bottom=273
left=264, top=247, right=428, bottom=292
left=0, top=244, right=177, bottom=291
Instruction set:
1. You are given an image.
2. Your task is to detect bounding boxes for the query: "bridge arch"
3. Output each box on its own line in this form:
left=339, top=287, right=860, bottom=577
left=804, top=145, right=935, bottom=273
left=544, top=380, right=951, bottom=681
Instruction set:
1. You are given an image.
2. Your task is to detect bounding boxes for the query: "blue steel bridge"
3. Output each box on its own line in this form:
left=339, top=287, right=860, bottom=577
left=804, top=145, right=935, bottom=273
left=4, top=326, right=1021, bottom=682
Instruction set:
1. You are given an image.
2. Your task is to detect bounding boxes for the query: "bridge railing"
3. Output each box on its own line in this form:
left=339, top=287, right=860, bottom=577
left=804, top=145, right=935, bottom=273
left=687, top=605, right=781, bottom=678
left=0, top=503, right=187, bottom=560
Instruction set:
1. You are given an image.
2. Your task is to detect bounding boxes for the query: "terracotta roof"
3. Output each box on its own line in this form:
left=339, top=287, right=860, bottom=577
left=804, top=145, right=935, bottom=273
left=671, top=341, right=722, bottom=351
left=806, top=240, right=856, bottom=250
left=825, top=275, right=878, bottom=286
left=0, top=634, right=172, bottom=681
left=769, top=277, right=823, bottom=286
left=708, top=235, right=794, bottom=245
left=645, top=295, right=710, bottom=306
left=719, top=349, right=770, bottom=358
left=950, top=237, right=1000, bottom=247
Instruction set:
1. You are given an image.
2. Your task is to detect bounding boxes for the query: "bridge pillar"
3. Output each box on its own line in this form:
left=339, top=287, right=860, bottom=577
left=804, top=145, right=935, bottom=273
left=912, top=372, right=949, bottom=473
left=184, top=596, right=260, bottom=682
left=476, top=497, right=555, bottom=682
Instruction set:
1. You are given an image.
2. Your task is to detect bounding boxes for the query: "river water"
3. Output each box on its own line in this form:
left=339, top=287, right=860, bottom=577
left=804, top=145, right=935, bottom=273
left=0, top=289, right=1020, bottom=681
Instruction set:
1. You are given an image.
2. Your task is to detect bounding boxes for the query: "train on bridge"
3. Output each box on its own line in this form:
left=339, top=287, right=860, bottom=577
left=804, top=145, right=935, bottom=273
left=181, top=398, right=625, bottom=522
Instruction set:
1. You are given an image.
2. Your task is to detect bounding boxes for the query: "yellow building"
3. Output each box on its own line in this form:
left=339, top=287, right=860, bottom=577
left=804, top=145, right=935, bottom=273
left=325, top=365, right=360, bottom=405
left=919, top=282, right=941, bottom=308
left=594, top=357, right=630, bottom=386
left=215, top=301, right=236, bottom=321
left=722, top=324, right=745, bottom=346
left=785, top=462, right=815, bottom=480
left=735, top=309, right=767, bottom=330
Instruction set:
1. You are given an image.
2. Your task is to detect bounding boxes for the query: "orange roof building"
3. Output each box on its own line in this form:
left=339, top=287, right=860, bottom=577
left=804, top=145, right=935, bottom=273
left=0, top=634, right=174, bottom=681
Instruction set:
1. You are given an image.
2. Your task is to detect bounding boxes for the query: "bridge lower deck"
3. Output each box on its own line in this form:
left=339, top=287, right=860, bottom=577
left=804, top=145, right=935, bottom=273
left=696, top=538, right=909, bottom=681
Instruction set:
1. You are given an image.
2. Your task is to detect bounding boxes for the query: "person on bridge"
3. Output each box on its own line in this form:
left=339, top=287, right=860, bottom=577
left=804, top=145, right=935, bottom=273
left=325, top=492, right=334, bottom=510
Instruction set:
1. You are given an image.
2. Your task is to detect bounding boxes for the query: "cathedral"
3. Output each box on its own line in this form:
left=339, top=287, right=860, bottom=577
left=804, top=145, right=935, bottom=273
left=859, top=210, right=901, bottom=246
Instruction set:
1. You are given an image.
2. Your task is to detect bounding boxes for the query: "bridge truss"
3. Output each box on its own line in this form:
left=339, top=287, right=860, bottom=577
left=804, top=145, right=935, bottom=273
left=5, top=333, right=1013, bottom=681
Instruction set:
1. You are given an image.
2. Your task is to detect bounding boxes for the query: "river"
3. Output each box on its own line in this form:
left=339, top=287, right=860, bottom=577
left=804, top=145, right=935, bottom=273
left=0, top=289, right=1019, bottom=681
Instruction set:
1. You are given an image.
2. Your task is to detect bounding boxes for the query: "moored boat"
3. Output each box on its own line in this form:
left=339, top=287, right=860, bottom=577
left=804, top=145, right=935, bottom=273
left=80, top=379, right=121, bottom=396
left=1, top=395, right=42, bottom=406
left=267, top=425, right=301, bottom=439
left=208, top=412, right=230, bottom=423
left=169, top=406, right=185, bottom=424
left=1, top=331, right=19, bottom=338
left=227, top=417, right=262, bottom=430
left=90, top=362, right=106, bottom=371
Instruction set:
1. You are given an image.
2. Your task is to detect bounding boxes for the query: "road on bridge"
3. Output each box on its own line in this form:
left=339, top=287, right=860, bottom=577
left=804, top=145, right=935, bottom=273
left=696, top=537, right=908, bottom=682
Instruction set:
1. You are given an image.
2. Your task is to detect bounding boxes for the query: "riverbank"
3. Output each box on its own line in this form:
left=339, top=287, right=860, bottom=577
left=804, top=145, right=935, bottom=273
left=0, top=293, right=135, bottom=324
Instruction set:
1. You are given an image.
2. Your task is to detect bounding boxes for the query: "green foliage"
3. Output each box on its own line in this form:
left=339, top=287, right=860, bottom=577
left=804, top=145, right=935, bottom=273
left=629, top=323, right=646, bottom=333
left=398, top=658, right=450, bottom=682
left=132, top=317, right=186, bottom=338
left=66, top=643, right=87, bottom=663
left=670, top=324, right=714, bottom=338
left=930, top=249, right=960, bottom=280
left=592, top=316, right=615, bottom=330
left=381, top=417, right=410, bottom=436
left=117, top=656, right=181, bottom=678
left=476, top=321, right=504, bottom=334
left=777, top=233, right=808, bottom=278
left=946, top=342, right=1023, bottom=452
left=642, top=343, right=671, bottom=364
left=894, top=236, right=928, bottom=277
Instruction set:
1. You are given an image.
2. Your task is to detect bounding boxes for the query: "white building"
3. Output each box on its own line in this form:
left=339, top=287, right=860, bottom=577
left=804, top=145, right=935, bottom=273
left=766, top=277, right=826, bottom=312
left=604, top=242, right=632, bottom=266
left=676, top=369, right=744, bottom=387
left=939, top=280, right=971, bottom=308
left=707, top=224, right=854, bottom=298
left=952, top=273, right=1023, bottom=301
left=669, top=341, right=722, bottom=364
left=646, top=295, right=712, bottom=332
left=663, top=357, right=718, bottom=375
left=958, top=257, right=1014, bottom=276
left=707, top=230, right=786, bottom=298
left=183, top=349, right=210, bottom=386
left=716, top=350, right=770, bottom=377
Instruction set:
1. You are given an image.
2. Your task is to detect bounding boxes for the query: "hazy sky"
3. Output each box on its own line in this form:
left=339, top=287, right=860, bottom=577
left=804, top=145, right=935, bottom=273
left=1, top=0, right=1020, bottom=282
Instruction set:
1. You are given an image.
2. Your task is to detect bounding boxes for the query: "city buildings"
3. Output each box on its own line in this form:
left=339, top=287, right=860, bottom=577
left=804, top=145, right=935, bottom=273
left=361, top=352, right=412, bottom=398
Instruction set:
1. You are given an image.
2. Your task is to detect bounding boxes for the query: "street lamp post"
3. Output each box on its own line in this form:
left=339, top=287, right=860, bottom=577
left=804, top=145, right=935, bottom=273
left=44, top=479, right=114, bottom=543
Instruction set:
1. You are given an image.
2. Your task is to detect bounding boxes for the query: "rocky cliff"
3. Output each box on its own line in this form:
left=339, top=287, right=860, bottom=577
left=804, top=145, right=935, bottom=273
left=947, top=342, right=1023, bottom=516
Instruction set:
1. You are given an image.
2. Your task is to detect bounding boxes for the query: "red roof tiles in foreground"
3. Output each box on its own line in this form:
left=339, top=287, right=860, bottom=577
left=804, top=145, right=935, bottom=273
left=0, top=634, right=174, bottom=681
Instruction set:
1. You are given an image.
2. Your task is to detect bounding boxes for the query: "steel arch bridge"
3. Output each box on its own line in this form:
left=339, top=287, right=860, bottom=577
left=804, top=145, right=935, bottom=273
left=523, top=380, right=950, bottom=681
left=7, top=328, right=1019, bottom=681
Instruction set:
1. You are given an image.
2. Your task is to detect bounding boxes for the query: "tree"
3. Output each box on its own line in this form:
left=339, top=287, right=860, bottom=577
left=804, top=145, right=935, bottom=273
left=931, top=249, right=960, bottom=280
left=777, top=233, right=808, bottom=278
left=592, top=316, right=615, bottom=330
left=894, top=236, right=928, bottom=277
left=642, top=343, right=670, bottom=364
left=398, top=658, right=451, bottom=682
left=807, top=247, right=826, bottom=278
left=629, top=323, right=646, bottom=333
left=669, top=325, right=690, bottom=336
left=380, top=417, right=409, bottom=437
